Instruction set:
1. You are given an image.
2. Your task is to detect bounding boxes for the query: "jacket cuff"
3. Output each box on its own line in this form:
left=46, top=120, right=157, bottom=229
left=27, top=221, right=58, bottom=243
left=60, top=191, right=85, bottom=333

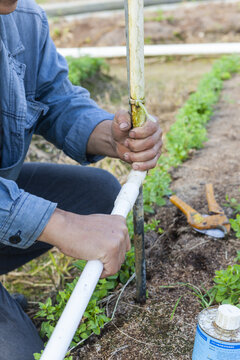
left=64, top=112, right=114, bottom=165
left=0, top=192, right=57, bottom=249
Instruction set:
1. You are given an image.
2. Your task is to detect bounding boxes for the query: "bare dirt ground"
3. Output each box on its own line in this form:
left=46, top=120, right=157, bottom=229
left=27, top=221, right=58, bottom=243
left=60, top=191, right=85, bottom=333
left=50, top=2, right=240, bottom=47
left=71, top=70, right=240, bottom=360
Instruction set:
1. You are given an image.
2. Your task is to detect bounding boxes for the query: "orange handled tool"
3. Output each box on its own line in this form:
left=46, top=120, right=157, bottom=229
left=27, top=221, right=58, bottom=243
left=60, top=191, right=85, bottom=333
left=170, top=184, right=230, bottom=237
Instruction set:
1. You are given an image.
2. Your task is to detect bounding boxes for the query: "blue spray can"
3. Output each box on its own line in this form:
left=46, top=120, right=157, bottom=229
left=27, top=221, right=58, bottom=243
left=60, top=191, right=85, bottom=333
left=192, top=304, right=240, bottom=360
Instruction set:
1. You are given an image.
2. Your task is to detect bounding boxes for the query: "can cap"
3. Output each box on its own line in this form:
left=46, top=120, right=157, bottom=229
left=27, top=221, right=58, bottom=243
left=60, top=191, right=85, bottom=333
left=215, top=304, right=240, bottom=330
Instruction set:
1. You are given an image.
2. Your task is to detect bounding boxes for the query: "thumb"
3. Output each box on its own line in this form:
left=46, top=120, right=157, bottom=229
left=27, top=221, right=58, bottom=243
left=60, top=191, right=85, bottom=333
left=114, top=109, right=132, bottom=132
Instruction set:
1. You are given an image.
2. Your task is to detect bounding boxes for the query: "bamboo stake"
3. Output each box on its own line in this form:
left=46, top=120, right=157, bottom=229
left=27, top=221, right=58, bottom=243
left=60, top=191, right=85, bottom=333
left=125, top=0, right=146, bottom=303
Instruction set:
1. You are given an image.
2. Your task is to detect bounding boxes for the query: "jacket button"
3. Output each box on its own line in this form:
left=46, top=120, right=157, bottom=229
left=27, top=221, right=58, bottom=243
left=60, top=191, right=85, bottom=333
left=9, top=231, right=22, bottom=244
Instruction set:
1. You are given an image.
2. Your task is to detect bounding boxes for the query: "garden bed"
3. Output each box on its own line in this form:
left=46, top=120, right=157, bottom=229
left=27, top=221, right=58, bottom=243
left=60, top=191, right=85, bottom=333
left=72, top=68, right=240, bottom=360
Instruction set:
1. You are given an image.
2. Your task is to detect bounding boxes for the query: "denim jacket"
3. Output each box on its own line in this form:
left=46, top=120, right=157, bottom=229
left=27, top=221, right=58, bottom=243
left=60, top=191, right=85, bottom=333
left=0, top=0, right=114, bottom=249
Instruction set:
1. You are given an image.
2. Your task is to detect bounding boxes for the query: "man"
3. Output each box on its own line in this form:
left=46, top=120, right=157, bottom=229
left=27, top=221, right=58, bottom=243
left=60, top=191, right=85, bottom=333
left=0, top=0, right=162, bottom=358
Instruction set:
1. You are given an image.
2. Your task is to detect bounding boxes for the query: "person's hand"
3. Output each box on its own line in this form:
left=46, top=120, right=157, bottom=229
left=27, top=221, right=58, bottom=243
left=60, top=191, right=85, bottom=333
left=38, top=209, right=130, bottom=278
left=111, top=109, right=162, bottom=171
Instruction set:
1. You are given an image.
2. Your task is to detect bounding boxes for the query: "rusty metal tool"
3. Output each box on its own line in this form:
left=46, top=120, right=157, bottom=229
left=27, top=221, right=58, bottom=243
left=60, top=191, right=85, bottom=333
left=170, top=184, right=230, bottom=238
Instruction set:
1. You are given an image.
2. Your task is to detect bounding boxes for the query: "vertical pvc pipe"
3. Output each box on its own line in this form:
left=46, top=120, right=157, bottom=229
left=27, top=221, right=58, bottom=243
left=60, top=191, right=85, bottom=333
left=125, top=0, right=146, bottom=304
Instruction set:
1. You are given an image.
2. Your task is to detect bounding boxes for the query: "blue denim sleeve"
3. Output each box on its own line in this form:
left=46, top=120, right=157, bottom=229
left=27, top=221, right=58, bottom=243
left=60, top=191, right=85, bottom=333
left=35, top=13, right=114, bottom=165
left=0, top=177, right=57, bottom=248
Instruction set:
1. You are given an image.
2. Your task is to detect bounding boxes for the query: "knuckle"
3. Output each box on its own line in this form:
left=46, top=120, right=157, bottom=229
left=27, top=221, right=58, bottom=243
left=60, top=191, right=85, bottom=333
left=129, top=139, right=137, bottom=151
left=150, top=148, right=157, bottom=158
left=147, top=137, right=155, bottom=148
left=116, top=109, right=129, bottom=122
left=128, top=153, right=134, bottom=162
left=147, top=149, right=156, bottom=160
left=147, top=120, right=156, bottom=131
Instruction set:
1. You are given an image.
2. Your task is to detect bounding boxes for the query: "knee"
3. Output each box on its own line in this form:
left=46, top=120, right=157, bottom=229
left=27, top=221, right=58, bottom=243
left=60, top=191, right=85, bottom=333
left=0, top=284, right=44, bottom=360
left=95, top=169, right=121, bottom=214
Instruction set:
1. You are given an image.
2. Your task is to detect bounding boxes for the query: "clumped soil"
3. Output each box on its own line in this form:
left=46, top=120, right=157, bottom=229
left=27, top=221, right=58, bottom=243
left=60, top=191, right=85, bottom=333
left=71, top=74, right=240, bottom=360
left=50, top=2, right=240, bottom=48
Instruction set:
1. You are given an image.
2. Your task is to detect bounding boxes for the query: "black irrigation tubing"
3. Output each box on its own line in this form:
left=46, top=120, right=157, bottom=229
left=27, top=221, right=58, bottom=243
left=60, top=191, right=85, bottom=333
left=43, top=0, right=209, bottom=18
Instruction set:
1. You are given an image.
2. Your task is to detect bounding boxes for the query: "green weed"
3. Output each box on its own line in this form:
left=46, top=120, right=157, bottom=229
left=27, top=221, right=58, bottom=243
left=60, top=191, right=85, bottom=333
left=145, top=10, right=165, bottom=22
left=224, top=191, right=240, bottom=214
left=208, top=252, right=240, bottom=307
left=144, top=37, right=153, bottom=45
left=160, top=282, right=215, bottom=309
left=144, top=218, right=163, bottom=234
left=224, top=190, right=240, bottom=238
left=66, top=56, right=108, bottom=86
left=230, top=215, right=240, bottom=238
left=33, top=350, right=72, bottom=360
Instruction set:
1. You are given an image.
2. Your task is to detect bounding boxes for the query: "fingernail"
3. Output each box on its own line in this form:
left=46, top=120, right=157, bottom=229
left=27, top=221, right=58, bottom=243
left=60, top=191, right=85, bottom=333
left=129, top=131, right=135, bottom=138
left=124, top=139, right=129, bottom=147
left=124, top=153, right=129, bottom=160
left=120, top=123, right=129, bottom=130
left=132, top=163, right=139, bottom=170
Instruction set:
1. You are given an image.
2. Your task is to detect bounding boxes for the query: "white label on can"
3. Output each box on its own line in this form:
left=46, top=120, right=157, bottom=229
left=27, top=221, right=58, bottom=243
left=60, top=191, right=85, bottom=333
left=192, top=325, right=240, bottom=360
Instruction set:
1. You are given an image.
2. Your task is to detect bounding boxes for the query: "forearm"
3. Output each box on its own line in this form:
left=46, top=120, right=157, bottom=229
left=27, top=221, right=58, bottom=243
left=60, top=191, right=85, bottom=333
left=38, top=208, right=67, bottom=248
left=86, top=120, right=118, bottom=158
left=38, top=208, right=99, bottom=259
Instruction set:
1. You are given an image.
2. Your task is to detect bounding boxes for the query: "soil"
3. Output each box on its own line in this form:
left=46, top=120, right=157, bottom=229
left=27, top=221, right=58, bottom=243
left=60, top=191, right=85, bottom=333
left=70, top=68, right=240, bottom=360
left=50, top=2, right=240, bottom=48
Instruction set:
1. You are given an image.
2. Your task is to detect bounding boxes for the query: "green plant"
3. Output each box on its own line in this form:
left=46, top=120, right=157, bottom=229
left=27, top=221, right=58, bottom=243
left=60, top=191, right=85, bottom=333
left=144, top=37, right=153, bottom=45
left=144, top=218, right=163, bottom=234
left=33, top=350, right=72, bottom=360
left=154, top=10, right=165, bottom=21
left=224, top=191, right=240, bottom=214
left=52, top=27, right=61, bottom=38
left=145, top=9, right=165, bottom=22
left=230, top=215, right=240, bottom=238
left=66, top=56, right=108, bottom=86
left=208, top=252, right=240, bottom=307
left=160, top=282, right=215, bottom=309
left=224, top=190, right=240, bottom=238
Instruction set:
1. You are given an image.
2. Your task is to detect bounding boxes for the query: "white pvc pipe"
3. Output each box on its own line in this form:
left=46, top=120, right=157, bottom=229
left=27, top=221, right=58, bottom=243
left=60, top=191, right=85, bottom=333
left=40, top=170, right=146, bottom=360
left=57, top=43, right=240, bottom=59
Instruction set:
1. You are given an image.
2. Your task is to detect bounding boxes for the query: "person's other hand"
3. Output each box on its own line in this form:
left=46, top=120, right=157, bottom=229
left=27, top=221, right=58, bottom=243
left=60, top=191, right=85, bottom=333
left=111, top=109, right=162, bottom=171
left=38, top=209, right=130, bottom=278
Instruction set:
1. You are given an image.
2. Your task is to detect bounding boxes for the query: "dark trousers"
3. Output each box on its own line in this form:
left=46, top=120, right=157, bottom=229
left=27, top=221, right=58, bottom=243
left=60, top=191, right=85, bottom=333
left=0, top=163, right=120, bottom=359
